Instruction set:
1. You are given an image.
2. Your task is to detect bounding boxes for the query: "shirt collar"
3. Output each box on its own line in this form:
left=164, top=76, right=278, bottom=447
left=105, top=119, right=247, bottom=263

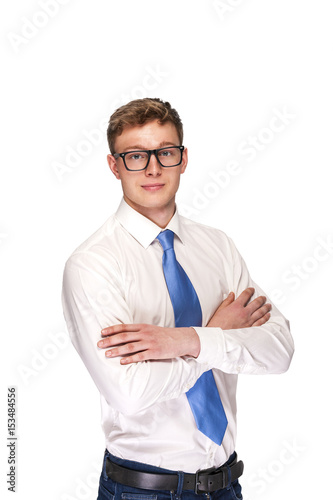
left=115, top=198, right=185, bottom=249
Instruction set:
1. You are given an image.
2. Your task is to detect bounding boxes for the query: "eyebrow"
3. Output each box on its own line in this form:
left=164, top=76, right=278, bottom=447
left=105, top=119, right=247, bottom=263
left=122, top=141, right=178, bottom=152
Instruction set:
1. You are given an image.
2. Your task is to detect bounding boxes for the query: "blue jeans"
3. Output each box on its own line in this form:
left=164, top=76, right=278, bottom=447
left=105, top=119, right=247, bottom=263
left=97, top=450, right=243, bottom=500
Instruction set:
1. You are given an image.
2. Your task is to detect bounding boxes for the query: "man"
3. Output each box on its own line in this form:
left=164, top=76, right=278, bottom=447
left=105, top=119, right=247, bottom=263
left=61, top=98, right=294, bottom=500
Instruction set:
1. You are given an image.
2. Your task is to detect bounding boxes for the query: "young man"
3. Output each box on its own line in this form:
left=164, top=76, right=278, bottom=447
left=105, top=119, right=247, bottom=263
left=61, top=98, right=294, bottom=500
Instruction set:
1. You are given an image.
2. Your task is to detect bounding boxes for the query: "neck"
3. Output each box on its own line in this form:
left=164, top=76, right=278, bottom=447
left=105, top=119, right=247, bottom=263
left=123, top=195, right=176, bottom=228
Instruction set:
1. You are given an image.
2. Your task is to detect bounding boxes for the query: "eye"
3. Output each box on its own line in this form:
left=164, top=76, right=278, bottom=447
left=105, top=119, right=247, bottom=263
left=159, top=149, right=174, bottom=157
left=128, top=152, right=146, bottom=161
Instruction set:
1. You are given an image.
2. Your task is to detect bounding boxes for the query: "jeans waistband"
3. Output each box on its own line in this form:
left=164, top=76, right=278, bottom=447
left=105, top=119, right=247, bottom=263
left=103, top=450, right=241, bottom=495
left=104, top=449, right=237, bottom=475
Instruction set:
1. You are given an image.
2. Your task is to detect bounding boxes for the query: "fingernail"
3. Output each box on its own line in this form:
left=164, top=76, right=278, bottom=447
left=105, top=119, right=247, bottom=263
left=98, top=340, right=104, bottom=347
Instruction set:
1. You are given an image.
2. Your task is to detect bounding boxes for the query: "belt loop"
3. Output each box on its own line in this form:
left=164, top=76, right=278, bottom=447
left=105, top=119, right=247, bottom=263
left=225, top=465, right=232, bottom=489
left=176, top=471, right=184, bottom=498
left=102, top=449, right=110, bottom=482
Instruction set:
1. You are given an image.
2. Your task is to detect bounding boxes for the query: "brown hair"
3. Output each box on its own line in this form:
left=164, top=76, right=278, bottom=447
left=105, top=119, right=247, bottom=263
left=107, top=98, right=183, bottom=154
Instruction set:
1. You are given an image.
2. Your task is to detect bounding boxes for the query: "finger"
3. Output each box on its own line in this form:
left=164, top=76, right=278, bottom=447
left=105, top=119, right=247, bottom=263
left=252, top=312, right=271, bottom=327
left=246, top=295, right=268, bottom=315
left=101, top=324, right=142, bottom=337
left=219, top=292, right=235, bottom=309
left=105, top=340, right=144, bottom=358
left=98, top=330, right=141, bottom=348
left=120, top=351, right=148, bottom=365
left=235, top=287, right=255, bottom=307
left=119, top=346, right=170, bottom=364
left=249, top=303, right=272, bottom=325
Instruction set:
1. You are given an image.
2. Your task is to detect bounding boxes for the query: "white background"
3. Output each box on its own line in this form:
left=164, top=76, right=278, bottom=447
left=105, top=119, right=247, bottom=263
left=1, top=1, right=332, bottom=499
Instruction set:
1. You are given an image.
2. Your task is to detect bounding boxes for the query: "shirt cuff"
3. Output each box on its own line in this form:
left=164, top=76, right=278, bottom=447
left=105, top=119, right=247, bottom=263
left=191, top=327, right=225, bottom=368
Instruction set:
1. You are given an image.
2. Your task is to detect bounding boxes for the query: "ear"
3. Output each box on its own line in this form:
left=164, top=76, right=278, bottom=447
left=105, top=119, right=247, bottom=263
left=107, top=154, right=121, bottom=180
left=180, top=147, right=188, bottom=174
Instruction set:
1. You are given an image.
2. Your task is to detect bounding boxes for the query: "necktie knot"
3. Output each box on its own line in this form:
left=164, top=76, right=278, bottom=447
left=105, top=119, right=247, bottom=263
left=156, top=229, right=174, bottom=252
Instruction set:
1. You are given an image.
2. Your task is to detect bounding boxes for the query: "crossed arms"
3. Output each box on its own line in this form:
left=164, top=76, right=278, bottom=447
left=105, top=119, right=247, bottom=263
left=62, top=243, right=294, bottom=414
left=97, top=288, right=272, bottom=364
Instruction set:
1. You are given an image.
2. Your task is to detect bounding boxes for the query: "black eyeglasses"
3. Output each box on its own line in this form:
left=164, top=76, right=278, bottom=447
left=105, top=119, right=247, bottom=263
left=113, top=146, right=185, bottom=171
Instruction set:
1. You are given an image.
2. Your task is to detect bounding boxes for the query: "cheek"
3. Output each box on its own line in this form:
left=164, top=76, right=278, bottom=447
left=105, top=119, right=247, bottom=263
left=120, top=177, right=141, bottom=195
left=122, top=180, right=133, bottom=192
left=170, top=173, right=182, bottom=188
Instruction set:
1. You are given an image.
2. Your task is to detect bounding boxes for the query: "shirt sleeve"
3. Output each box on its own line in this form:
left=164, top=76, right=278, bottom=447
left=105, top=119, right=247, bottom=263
left=193, top=237, right=294, bottom=375
left=61, top=252, right=210, bottom=416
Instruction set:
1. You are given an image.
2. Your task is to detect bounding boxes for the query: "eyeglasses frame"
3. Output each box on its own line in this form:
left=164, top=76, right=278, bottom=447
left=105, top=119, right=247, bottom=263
left=113, top=145, right=185, bottom=171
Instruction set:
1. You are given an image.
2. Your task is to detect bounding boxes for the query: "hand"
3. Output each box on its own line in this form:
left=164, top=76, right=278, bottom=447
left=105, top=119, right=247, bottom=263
left=97, top=324, right=200, bottom=365
left=207, top=287, right=272, bottom=329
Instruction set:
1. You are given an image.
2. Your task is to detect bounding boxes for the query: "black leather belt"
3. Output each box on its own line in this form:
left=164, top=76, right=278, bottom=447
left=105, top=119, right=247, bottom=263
left=106, top=454, right=244, bottom=494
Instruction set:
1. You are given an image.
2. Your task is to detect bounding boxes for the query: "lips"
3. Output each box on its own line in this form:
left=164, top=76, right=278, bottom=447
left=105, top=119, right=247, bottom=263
left=141, top=183, right=165, bottom=191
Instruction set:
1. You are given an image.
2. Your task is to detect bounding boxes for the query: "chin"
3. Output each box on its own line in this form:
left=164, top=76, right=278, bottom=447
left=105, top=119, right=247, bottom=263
left=129, top=195, right=174, bottom=212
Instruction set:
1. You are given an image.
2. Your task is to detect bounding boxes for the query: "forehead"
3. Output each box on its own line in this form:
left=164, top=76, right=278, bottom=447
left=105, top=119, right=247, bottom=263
left=114, top=119, right=179, bottom=151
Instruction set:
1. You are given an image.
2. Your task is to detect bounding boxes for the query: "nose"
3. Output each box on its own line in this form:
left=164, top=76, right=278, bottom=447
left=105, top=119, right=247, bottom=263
left=145, top=152, right=162, bottom=176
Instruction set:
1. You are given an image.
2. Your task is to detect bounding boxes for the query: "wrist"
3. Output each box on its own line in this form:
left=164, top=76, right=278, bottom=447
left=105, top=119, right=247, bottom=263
left=185, top=327, right=201, bottom=358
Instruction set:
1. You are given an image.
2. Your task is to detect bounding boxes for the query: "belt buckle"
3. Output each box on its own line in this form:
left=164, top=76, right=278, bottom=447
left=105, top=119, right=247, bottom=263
left=195, top=467, right=217, bottom=494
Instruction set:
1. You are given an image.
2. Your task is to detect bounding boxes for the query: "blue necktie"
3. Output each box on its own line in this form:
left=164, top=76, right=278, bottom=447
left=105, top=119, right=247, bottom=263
left=156, top=229, right=228, bottom=445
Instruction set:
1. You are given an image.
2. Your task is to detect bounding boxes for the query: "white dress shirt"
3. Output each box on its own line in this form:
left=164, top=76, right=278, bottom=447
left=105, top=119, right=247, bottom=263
left=61, top=198, right=294, bottom=472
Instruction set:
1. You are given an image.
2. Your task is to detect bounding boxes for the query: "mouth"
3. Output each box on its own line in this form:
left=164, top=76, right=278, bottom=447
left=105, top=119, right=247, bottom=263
left=141, top=183, right=165, bottom=191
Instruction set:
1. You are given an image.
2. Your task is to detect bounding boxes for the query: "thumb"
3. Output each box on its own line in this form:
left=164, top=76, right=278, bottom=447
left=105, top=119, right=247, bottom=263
left=221, top=291, right=235, bottom=308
